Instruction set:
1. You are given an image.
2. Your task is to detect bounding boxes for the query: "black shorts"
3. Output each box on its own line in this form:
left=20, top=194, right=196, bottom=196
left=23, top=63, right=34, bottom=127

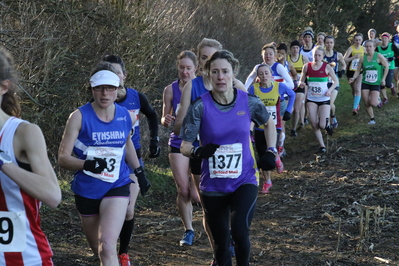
left=295, top=87, right=305, bottom=93
left=75, top=184, right=130, bottom=216
left=169, top=145, right=181, bottom=153
left=382, top=69, right=394, bottom=88
left=361, top=83, right=380, bottom=91
left=346, top=70, right=355, bottom=78
left=190, top=157, right=201, bottom=175
left=307, top=99, right=330, bottom=106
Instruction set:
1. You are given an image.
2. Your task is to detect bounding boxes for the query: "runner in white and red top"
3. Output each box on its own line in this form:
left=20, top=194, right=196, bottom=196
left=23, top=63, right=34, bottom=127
left=0, top=49, right=61, bottom=266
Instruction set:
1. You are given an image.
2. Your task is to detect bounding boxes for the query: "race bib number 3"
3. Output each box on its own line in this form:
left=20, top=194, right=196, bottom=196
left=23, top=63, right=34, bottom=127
left=365, top=70, right=378, bottom=83
left=0, top=211, right=26, bottom=252
left=83, top=146, right=124, bottom=183
left=209, top=143, right=243, bottom=179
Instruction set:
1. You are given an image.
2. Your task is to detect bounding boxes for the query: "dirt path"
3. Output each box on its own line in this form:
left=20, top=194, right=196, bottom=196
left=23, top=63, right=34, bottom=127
left=44, top=102, right=399, bottom=265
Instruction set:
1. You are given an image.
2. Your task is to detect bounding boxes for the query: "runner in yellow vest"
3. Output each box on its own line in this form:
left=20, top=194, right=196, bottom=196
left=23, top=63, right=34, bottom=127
left=344, top=33, right=365, bottom=115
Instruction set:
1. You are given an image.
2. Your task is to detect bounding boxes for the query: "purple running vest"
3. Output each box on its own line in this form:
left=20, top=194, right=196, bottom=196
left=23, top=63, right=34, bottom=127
left=168, top=80, right=183, bottom=148
left=199, top=90, right=257, bottom=193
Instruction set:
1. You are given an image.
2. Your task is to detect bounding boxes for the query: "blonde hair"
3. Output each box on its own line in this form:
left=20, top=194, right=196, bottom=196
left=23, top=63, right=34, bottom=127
left=197, top=38, right=223, bottom=58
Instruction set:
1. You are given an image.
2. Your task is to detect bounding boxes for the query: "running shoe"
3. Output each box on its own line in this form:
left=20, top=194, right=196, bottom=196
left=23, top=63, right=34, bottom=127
left=382, top=98, right=389, bottom=105
left=304, top=117, right=309, bottom=124
left=275, top=154, right=284, bottom=173
left=331, top=117, right=338, bottom=128
left=229, top=236, right=235, bottom=257
left=368, top=120, right=376, bottom=125
left=278, top=146, right=286, bottom=158
left=290, top=129, right=298, bottom=137
left=325, top=125, right=333, bottom=136
left=261, top=181, right=273, bottom=194
left=397, top=92, right=399, bottom=98
left=118, top=253, right=131, bottom=266
left=352, top=104, right=360, bottom=115
left=317, top=147, right=326, bottom=153
left=210, top=259, right=218, bottom=266
left=377, top=98, right=383, bottom=108
left=391, top=84, right=397, bottom=96
left=179, top=230, right=195, bottom=246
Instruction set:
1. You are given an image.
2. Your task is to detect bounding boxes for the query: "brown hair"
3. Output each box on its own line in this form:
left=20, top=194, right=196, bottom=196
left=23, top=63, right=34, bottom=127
left=204, top=50, right=240, bottom=77
left=0, top=48, right=21, bottom=117
left=261, top=43, right=276, bottom=54
left=176, top=50, right=198, bottom=68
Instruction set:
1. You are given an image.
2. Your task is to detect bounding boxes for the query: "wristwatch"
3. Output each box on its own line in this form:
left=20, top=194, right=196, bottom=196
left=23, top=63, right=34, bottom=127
left=0, top=150, right=12, bottom=170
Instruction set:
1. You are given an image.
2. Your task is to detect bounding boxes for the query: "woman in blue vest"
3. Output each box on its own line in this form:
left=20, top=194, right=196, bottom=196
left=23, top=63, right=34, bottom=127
left=180, top=50, right=277, bottom=266
left=58, top=62, right=144, bottom=266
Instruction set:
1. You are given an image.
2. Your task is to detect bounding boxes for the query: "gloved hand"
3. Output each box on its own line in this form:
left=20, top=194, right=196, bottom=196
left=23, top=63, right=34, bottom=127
left=282, top=111, right=291, bottom=121
left=134, top=166, right=151, bottom=196
left=338, top=69, right=345, bottom=78
left=192, top=143, right=220, bottom=159
left=149, top=137, right=160, bottom=158
left=257, top=152, right=276, bottom=171
left=83, top=158, right=107, bottom=174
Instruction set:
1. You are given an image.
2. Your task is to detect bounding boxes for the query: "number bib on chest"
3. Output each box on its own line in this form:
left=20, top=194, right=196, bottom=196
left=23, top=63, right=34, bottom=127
left=265, top=106, right=277, bottom=125
left=0, top=211, right=27, bottom=252
left=308, top=82, right=324, bottom=97
left=83, top=146, right=124, bottom=183
left=350, top=58, right=360, bottom=71
left=209, top=143, right=242, bottom=179
left=365, top=70, right=378, bottom=83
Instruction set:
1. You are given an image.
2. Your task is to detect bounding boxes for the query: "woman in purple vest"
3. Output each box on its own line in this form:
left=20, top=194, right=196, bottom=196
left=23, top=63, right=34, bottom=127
left=180, top=50, right=277, bottom=266
left=161, top=51, right=200, bottom=246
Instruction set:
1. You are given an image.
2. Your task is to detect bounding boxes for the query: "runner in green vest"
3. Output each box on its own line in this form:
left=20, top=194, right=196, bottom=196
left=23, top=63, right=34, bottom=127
left=376, top=32, right=399, bottom=104
left=349, top=40, right=389, bottom=125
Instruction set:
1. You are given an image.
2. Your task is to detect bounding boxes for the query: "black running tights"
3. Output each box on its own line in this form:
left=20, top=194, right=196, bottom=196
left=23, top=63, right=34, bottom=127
left=201, top=184, right=258, bottom=266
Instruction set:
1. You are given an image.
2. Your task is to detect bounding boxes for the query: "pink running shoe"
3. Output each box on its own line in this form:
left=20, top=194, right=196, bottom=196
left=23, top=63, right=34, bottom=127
left=118, top=253, right=131, bottom=266
left=261, top=181, right=272, bottom=194
left=275, top=154, right=284, bottom=173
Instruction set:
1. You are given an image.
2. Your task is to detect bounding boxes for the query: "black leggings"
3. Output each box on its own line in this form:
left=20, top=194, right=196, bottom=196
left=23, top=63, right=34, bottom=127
left=201, top=184, right=258, bottom=266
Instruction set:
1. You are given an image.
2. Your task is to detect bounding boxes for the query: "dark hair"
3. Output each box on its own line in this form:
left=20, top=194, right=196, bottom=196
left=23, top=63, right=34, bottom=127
left=325, top=35, right=335, bottom=42
left=102, top=55, right=126, bottom=74
left=204, top=50, right=240, bottom=76
left=290, top=40, right=301, bottom=48
left=176, top=50, right=198, bottom=68
left=276, top=43, right=288, bottom=52
left=0, top=49, right=21, bottom=117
